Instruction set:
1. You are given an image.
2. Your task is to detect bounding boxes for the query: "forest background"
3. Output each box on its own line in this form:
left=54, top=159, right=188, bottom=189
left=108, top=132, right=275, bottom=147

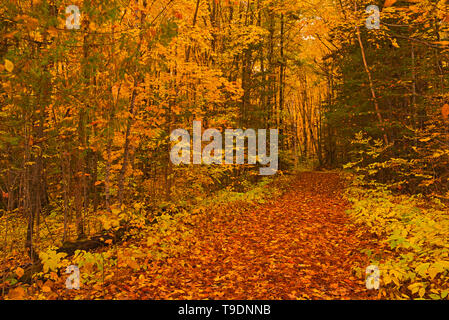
left=0, top=0, right=449, bottom=300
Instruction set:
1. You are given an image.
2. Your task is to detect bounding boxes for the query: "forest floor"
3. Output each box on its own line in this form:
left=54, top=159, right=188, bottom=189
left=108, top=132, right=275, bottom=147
left=8, top=172, right=382, bottom=300
left=135, top=172, right=380, bottom=300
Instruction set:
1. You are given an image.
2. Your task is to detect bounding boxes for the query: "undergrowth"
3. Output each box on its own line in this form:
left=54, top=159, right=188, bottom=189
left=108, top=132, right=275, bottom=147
left=345, top=174, right=449, bottom=300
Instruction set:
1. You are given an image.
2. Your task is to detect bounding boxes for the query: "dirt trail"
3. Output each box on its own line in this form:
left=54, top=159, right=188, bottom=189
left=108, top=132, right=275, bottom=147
left=133, top=172, right=378, bottom=299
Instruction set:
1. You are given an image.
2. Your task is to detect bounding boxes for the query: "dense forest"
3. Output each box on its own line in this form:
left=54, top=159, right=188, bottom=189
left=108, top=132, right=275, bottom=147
left=0, top=0, right=448, bottom=300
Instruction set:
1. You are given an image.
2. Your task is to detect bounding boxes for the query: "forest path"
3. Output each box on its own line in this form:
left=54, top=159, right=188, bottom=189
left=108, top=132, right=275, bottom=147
left=128, top=172, right=377, bottom=299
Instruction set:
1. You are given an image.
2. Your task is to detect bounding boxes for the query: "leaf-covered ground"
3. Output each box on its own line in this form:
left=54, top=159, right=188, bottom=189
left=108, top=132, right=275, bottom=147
left=18, top=172, right=380, bottom=300
left=108, top=172, right=378, bottom=299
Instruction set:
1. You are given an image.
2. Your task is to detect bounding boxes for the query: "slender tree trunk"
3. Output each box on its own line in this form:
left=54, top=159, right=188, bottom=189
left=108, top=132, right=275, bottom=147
left=355, top=12, right=389, bottom=145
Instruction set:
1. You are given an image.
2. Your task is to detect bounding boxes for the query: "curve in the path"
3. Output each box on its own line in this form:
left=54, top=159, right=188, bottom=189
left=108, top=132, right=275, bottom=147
left=138, top=172, right=378, bottom=299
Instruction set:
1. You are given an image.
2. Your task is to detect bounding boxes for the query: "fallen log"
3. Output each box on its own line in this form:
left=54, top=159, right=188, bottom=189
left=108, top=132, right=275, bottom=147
left=1, top=224, right=131, bottom=291
left=56, top=226, right=127, bottom=256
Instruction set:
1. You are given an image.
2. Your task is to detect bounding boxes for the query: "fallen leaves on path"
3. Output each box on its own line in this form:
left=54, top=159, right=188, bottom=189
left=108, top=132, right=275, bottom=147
left=126, top=172, right=378, bottom=299
left=24, top=172, right=380, bottom=300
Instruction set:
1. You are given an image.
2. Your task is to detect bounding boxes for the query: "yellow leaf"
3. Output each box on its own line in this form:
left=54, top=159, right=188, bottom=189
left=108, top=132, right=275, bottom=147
left=112, top=84, right=120, bottom=98
left=391, top=39, right=400, bottom=48
left=392, top=275, right=400, bottom=287
left=428, top=267, right=439, bottom=280
left=15, top=267, right=24, bottom=278
left=419, top=287, right=426, bottom=298
left=126, top=258, right=140, bottom=270
left=47, top=27, right=58, bottom=37
left=43, top=280, right=53, bottom=287
left=408, top=282, right=421, bottom=294
left=384, top=0, right=397, bottom=7
left=435, top=40, right=449, bottom=46
left=42, top=285, right=52, bottom=293
left=383, top=273, right=392, bottom=285
left=93, top=283, right=103, bottom=291
left=4, top=59, right=14, bottom=72
left=50, top=272, right=59, bottom=281
left=415, top=263, right=430, bottom=276
left=443, top=14, right=449, bottom=24
left=8, top=286, right=26, bottom=300
left=442, top=104, right=449, bottom=120
left=409, top=5, right=420, bottom=13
